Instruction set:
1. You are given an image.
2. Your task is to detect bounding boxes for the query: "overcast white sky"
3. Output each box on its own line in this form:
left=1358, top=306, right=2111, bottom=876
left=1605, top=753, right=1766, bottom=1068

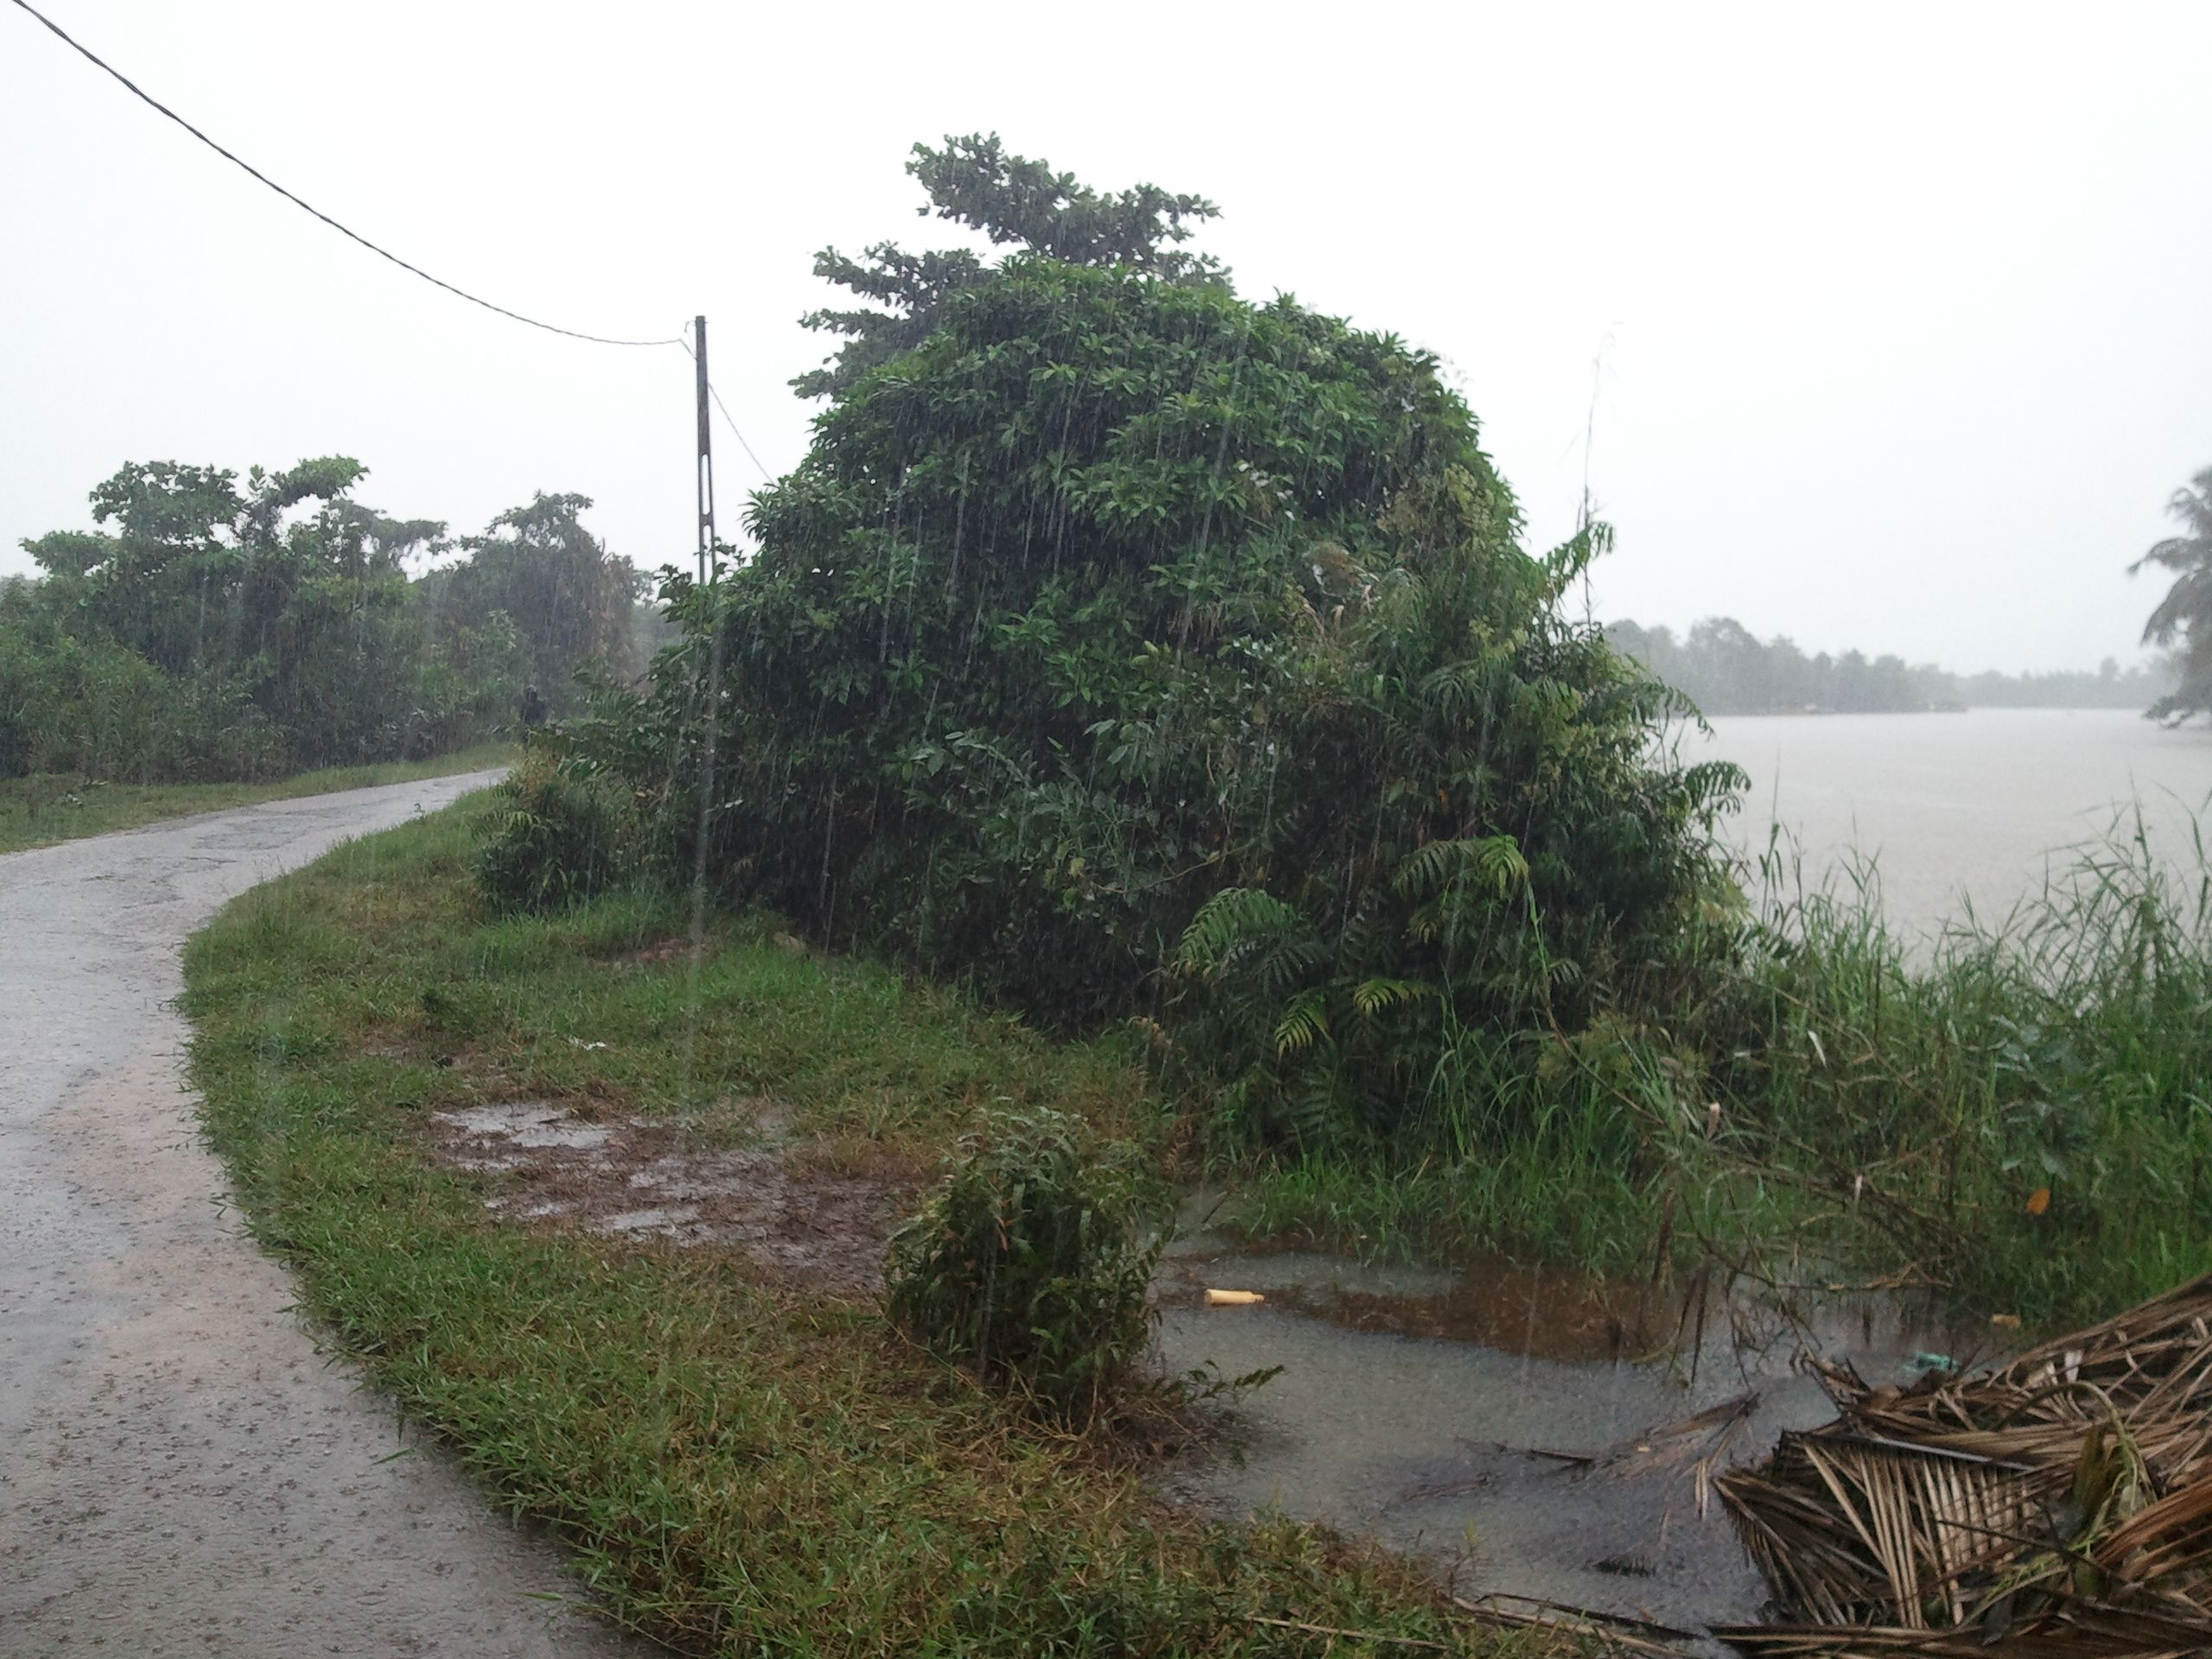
left=4, top=1, right=2208, bottom=674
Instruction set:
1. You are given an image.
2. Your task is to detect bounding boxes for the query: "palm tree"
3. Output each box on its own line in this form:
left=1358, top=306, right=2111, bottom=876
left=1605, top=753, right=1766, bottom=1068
left=2133, top=466, right=2212, bottom=724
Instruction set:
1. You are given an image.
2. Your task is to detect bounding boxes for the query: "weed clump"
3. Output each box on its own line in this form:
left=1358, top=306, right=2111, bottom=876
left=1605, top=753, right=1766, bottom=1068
left=474, top=751, right=637, bottom=914
left=887, top=1105, right=1164, bottom=1423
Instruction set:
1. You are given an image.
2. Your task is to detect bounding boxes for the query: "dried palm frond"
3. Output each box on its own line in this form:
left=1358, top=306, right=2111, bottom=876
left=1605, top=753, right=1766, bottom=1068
left=1563, top=1389, right=1763, bottom=1518
left=1717, top=1274, right=2212, bottom=1655
left=1714, top=1604, right=2212, bottom=1657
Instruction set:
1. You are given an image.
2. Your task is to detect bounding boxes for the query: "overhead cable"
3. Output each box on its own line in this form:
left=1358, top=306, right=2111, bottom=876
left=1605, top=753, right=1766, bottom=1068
left=679, top=333, right=774, bottom=480
left=9, top=0, right=683, bottom=348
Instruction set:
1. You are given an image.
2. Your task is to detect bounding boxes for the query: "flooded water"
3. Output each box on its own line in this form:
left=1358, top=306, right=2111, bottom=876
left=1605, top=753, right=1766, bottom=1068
left=1697, top=709, right=2212, bottom=938
left=1154, top=1237, right=1990, bottom=1640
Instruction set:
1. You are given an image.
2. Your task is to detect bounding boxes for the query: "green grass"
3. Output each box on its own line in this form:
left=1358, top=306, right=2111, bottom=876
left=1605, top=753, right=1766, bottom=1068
left=0, top=742, right=516, bottom=855
left=181, top=798, right=1542, bottom=1658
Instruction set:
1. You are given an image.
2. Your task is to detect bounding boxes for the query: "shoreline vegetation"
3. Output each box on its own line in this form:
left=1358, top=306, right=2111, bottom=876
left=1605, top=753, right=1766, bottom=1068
left=1223, top=807, right=2212, bottom=1328
left=0, top=741, right=514, bottom=856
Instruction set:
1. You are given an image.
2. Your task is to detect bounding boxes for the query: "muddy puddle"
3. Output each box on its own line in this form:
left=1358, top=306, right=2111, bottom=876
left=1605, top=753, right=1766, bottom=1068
left=1154, top=1233, right=1993, bottom=1643
left=428, top=1097, right=901, bottom=1294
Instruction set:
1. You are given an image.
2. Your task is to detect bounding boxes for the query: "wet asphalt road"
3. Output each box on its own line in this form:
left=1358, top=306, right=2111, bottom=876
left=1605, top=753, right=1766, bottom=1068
left=0, top=775, right=649, bottom=1656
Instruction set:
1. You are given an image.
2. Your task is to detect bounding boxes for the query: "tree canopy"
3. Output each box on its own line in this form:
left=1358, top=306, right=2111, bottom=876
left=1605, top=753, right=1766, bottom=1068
left=3, top=460, right=648, bottom=782
left=792, top=133, right=1224, bottom=401
left=419, top=492, right=645, bottom=713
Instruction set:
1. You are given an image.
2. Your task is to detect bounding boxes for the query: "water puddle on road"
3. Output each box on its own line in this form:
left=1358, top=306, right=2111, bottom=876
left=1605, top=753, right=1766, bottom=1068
left=1153, top=1233, right=1991, bottom=1643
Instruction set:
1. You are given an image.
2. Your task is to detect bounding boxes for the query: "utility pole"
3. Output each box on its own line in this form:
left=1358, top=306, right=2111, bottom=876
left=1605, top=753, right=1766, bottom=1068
left=682, top=312, right=727, bottom=1082
left=694, top=315, right=716, bottom=584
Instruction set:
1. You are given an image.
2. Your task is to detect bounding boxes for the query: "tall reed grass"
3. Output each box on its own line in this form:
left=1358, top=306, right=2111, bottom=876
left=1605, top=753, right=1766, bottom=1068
left=1230, top=808, right=2212, bottom=1328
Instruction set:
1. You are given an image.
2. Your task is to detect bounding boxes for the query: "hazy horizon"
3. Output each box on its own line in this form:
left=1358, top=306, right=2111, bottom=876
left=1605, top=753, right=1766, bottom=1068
left=5, top=0, right=2209, bottom=677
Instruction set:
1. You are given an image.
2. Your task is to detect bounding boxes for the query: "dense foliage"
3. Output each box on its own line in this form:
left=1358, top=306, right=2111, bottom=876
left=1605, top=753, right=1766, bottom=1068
left=417, top=492, right=647, bottom=715
left=1228, top=810, right=2212, bottom=1325
left=1609, top=615, right=2174, bottom=717
left=2, top=461, right=646, bottom=783
left=578, top=139, right=1744, bottom=1143
left=2134, top=464, right=2212, bottom=725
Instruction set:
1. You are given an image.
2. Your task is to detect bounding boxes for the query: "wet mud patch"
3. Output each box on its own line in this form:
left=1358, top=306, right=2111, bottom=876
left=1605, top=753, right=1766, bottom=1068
left=427, top=1099, right=903, bottom=1295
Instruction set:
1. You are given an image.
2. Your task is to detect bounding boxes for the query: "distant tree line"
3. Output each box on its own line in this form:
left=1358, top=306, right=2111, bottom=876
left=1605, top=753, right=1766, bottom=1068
left=1606, top=614, right=2175, bottom=718
left=1613, top=462, right=2212, bottom=724
left=0, top=457, right=652, bottom=783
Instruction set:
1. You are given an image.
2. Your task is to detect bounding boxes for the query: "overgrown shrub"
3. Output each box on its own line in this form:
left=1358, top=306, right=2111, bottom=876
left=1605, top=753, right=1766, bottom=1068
left=588, top=138, right=1744, bottom=1143
left=886, top=1105, right=1164, bottom=1422
left=0, top=626, right=285, bottom=783
left=474, top=751, right=637, bottom=914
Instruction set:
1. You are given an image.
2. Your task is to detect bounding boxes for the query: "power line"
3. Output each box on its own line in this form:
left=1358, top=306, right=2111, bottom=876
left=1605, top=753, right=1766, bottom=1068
left=13, top=0, right=782, bottom=486
left=8, top=0, right=682, bottom=348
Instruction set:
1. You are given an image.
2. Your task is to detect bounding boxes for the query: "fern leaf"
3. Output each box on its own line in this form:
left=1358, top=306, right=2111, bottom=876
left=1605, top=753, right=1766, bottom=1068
left=1351, top=976, right=1436, bottom=1016
left=1272, top=987, right=1331, bottom=1055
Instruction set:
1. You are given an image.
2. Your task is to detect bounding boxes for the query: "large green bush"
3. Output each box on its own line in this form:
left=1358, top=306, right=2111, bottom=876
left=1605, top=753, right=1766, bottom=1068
left=0, top=618, right=283, bottom=783
left=596, top=140, right=1742, bottom=1141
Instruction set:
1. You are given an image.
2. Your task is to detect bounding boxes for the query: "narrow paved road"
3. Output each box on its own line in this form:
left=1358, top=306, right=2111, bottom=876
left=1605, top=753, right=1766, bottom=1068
left=0, top=776, right=649, bottom=1656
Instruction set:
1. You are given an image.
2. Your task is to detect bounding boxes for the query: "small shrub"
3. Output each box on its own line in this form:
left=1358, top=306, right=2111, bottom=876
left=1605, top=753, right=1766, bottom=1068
left=474, top=751, right=635, bottom=914
left=887, top=1104, right=1163, bottom=1423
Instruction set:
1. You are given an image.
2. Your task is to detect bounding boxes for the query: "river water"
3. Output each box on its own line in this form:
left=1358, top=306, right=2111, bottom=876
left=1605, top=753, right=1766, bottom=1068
left=1699, top=708, right=2212, bottom=938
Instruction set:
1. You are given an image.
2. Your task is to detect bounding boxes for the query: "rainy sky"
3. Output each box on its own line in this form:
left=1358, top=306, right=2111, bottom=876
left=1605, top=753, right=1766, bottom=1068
left=4, top=0, right=2209, bottom=675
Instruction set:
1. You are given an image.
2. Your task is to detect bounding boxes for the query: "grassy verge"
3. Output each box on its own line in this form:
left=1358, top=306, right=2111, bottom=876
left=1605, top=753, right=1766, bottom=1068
left=0, top=742, right=515, bottom=855
left=181, top=798, right=1537, bottom=1658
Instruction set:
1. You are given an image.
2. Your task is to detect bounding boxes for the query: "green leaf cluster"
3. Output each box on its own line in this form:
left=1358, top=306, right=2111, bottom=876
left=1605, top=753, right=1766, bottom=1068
left=2134, top=464, right=2212, bottom=725
left=474, top=747, right=644, bottom=915
left=794, top=133, right=1224, bottom=402
left=886, top=1103, right=1163, bottom=1424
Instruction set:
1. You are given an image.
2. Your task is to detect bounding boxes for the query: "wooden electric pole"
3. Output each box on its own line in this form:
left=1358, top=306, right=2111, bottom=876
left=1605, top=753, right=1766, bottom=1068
left=694, top=315, right=716, bottom=584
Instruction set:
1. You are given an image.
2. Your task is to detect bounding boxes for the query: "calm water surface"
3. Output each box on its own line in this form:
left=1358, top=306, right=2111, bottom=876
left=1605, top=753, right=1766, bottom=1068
left=1698, top=708, right=2212, bottom=937
left=1156, top=1240, right=1983, bottom=1637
